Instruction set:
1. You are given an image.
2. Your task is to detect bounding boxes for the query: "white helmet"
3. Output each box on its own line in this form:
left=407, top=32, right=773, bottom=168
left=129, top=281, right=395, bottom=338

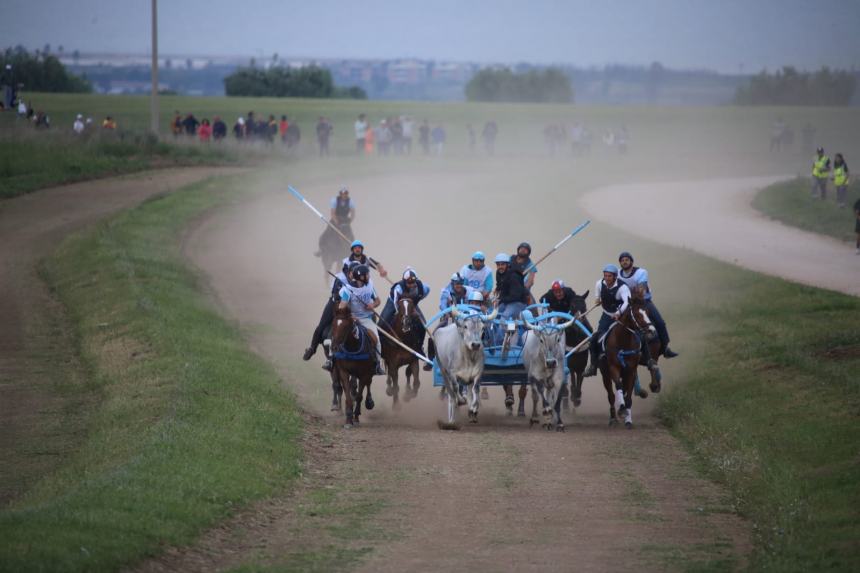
left=467, top=291, right=484, bottom=303
left=494, top=252, right=510, bottom=264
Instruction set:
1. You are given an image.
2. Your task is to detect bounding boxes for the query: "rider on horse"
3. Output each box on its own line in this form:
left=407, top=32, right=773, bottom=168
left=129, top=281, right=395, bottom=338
left=617, top=251, right=678, bottom=359
left=379, top=267, right=431, bottom=332
left=303, top=260, right=359, bottom=367
left=539, top=279, right=594, bottom=344
left=583, top=264, right=631, bottom=378
left=338, top=264, right=385, bottom=376
left=342, top=240, right=388, bottom=279
left=458, top=251, right=493, bottom=300
left=330, top=187, right=355, bottom=226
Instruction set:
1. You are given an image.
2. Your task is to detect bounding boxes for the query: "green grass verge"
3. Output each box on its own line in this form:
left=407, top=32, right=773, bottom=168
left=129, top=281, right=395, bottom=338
left=0, top=128, right=238, bottom=199
left=752, top=176, right=860, bottom=242
left=659, top=270, right=860, bottom=572
left=0, top=175, right=302, bottom=572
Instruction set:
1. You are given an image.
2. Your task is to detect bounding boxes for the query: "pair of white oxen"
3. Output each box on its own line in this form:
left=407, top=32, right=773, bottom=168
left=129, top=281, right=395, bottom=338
left=432, top=304, right=577, bottom=430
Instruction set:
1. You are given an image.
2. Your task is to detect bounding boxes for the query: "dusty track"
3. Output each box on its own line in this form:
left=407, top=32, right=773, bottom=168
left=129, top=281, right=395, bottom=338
left=179, top=171, right=752, bottom=571
left=0, top=167, right=241, bottom=506
left=582, top=176, right=860, bottom=297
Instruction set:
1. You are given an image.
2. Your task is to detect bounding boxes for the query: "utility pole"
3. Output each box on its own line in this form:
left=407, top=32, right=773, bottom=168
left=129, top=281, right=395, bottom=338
left=150, top=0, right=159, bottom=136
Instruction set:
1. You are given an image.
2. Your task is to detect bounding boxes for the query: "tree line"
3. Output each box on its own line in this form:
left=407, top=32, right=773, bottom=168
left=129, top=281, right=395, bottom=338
left=734, top=66, right=856, bottom=106
left=223, top=65, right=366, bottom=99
left=465, top=67, right=574, bottom=103
left=0, top=47, right=92, bottom=93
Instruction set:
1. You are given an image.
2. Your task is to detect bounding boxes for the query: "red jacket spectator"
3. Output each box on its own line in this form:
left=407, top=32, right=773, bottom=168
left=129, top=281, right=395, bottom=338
left=199, top=120, right=212, bottom=142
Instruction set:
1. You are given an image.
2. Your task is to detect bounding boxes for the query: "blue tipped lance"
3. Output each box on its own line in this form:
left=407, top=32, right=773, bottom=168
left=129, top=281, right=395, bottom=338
left=287, top=185, right=395, bottom=285
left=523, top=220, right=591, bottom=276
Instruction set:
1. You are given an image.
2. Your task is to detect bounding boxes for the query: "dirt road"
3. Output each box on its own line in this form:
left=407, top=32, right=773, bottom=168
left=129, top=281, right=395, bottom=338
left=0, top=167, right=240, bottom=506
left=581, top=176, right=859, bottom=297
left=179, top=170, right=752, bottom=572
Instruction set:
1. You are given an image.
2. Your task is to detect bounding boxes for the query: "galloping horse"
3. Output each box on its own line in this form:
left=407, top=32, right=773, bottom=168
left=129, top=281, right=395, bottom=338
left=599, top=287, right=655, bottom=428
left=316, top=221, right=353, bottom=284
left=562, top=289, right=591, bottom=410
left=330, top=304, right=376, bottom=428
left=381, top=298, right=425, bottom=409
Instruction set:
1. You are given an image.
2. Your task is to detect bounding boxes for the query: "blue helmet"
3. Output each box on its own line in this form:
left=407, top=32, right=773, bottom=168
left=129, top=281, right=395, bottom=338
left=471, top=251, right=485, bottom=261
left=603, top=264, right=619, bottom=275
left=618, top=251, right=634, bottom=262
left=350, top=240, right=364, bottom=249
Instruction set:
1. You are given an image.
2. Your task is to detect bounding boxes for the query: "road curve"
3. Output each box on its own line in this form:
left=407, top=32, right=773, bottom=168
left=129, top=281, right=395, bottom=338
left=580, top=176, right=859, bottom=297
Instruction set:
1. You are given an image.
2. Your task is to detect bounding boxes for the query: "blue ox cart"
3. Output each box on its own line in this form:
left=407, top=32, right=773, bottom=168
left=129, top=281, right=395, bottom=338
left=426, top=303, right=592, bottom=427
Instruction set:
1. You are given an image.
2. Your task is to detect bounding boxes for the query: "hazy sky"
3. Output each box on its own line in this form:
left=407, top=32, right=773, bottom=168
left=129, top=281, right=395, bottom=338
left=3, top=0, right=860, bottom=73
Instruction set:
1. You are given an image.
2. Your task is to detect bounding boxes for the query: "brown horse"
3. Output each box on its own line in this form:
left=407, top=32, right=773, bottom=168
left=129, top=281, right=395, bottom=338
left=599, top=287, right=656, bottom=428
left=316, top=221, right=353, bottom=284
left=381, top=298, right=424, bottom=409
left=330, top=305, right=376, bottom=428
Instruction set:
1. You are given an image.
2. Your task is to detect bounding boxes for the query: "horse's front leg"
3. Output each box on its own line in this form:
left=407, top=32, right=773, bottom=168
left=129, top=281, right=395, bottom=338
left=364, top=375, right=375, bottom=411
left=331, top=374, right=343, bottom=412
left=353, top=375, right=364, bottom=424
left=410, top=358, right=421, bottom=399
left=340, top=371, right=355, bottom=428
left=602, top=367, right=617, bottom=426
left=387, top=365, right=400, bottom=410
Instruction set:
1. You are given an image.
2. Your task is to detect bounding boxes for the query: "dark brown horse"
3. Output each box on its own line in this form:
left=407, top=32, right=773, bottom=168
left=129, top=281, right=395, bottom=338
left=316, top=221, right=353, bottom=284
left=599, top=287, right=656, bottom=428
left=381, top=298, right=424, bottom=410
left=330, top=304, right=376, bottom=428
left=562, top=289, right=591, bottom=410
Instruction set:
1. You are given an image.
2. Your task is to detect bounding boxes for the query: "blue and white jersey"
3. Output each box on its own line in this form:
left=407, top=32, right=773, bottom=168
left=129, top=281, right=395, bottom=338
left=439, top=284, right=476, bottom=311
left=329, top=197, right=355, bottom=210
left=459, top=264, right=493, bottom=293
left=339, top=282, right=378, bottom=319
left=618, top=266, right=651, bottom=300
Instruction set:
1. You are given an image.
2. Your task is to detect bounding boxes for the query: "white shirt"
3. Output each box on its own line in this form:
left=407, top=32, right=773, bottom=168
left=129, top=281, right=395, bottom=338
left=354, top=120, right=367, bottom=140
left=618, top=266, right=651, bottom=300
left=339, top=282, right=377, bottom=319
left=73, top=119, right=85, bottom=134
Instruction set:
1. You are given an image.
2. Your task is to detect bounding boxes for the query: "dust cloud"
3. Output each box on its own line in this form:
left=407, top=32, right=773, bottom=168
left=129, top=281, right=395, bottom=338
left=185, top=107, right=860, bottom=428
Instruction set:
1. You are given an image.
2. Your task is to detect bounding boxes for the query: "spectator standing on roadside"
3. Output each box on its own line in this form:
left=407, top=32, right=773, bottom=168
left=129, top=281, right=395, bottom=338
left=832, top=153, right=850, bottom=208
left=364, top=123, right=375, bottom=154
left=316, top=116, right=333, bottom=157
left=233, top=117, right=245, bottom=140
left=171, top=111, right=183, bottom=138
left=811, top=146, right=831, bottom=199
left=102, top=115, right=117, bottom=130
left=182, top=113, right=199, bottom=136
left=467, top=124, right=476, bottom=152
left=212, top=116, right=227, bottom=141
left=482, top=120, right=498, bottom=155
left=401, top=116, right=414, bottom=154
left=391, top=116, right=403, bottom=154
left=355, top=113, right=368, bottom=154
left=17, top=99, right=26, bottom=117
left=246, top=111, right=256, bottom=139
left=431, top=124, right=446, bottom=155
left=419, top=119, right=430, bottom=154
left=198, top=118, right=212, bottom=142
left=377, top=119, right=392, bottom=156
left=73, top=113, right=85, bottom=134
left=279, top=115, right=289, bottom=143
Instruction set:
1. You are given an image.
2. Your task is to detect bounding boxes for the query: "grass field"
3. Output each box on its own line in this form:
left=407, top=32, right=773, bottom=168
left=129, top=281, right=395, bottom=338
left=0, top=175, right=302, bottom=572
left=753, top=177, right=860, bottom=242
left=0, top=127, right=238, bottom=198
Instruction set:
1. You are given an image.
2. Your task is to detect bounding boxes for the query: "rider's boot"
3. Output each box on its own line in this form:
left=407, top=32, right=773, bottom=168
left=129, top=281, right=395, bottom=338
left=322, top=359, right=333, bottom=372
left=663, top=346, right=679, bottom=358
left=303, top=346, right=316, bottom=361
left=374, top=358, right=386, bottom=376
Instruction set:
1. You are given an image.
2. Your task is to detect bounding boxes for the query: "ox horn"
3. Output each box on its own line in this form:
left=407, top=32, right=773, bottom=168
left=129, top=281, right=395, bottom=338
left=482, top=305, right=499, bottom=321
left=559, top=317, right=576, bottom=331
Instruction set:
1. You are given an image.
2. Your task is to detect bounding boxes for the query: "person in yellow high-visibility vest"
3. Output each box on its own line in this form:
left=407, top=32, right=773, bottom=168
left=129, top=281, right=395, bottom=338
left=832, top=153, right=850, bottom=208
left=811, top=147, right=831, bottom=199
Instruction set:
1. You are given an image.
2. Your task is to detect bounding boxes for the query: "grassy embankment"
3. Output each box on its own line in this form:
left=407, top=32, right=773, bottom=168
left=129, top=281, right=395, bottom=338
left=0, top=175, right=302, bottom=572
left=659, top=264, right=860, bottom=571
left=0, top=123, right=238, bottom=199
left=752, top=176, right=860, bottom=242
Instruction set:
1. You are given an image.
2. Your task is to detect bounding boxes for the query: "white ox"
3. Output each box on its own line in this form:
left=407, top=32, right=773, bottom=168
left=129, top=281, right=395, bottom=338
left=522, top=315, right=575, bottom=431
left=433, top=305, right=497, bottom=427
